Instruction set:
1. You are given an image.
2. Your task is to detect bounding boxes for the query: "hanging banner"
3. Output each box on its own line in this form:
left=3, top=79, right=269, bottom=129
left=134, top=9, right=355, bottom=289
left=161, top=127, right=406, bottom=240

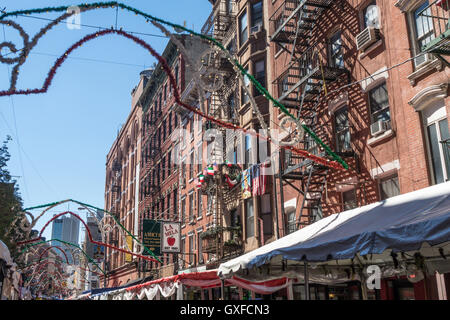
left=125, top=235, right=133, bottom=262
left=142, top=219, right=161, bottom=256
left=161, top=222, right=181, bottom=253
left=93, top=244, right=105, bottom=262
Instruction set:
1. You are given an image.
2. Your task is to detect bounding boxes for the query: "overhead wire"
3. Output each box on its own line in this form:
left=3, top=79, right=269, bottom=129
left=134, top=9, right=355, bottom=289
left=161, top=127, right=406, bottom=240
left=2, top=23, right=30, bottom=202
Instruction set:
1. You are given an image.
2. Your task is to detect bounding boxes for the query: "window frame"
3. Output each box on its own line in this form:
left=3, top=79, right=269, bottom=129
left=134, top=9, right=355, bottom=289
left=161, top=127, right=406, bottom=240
left=245, top=199, right=255, bottom=238
left=334, top=106, right=352, bottom=153
left=378, top=174, right=400, bottom=200
left=368, top=82, right=391, bottom=125
left=239, top=9, right=249, bottom=46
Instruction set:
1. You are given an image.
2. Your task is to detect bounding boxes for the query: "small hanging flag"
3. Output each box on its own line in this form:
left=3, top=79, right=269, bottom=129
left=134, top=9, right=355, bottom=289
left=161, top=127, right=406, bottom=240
left=199, top=174, right=205, bottom=182
left=207, top=166, right=214, bottom=175
left=226, top=175, right=240, bottom=188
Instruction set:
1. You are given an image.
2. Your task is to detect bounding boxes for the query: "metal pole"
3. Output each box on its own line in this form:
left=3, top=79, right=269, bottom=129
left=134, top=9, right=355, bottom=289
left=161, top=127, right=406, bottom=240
left=304, top=261, right=310, bottom=300
left=272, top=155, right=280, bottom=240
left=278, top=151, right=286, bottom=237
left=220, top=279, right=225, bottom=300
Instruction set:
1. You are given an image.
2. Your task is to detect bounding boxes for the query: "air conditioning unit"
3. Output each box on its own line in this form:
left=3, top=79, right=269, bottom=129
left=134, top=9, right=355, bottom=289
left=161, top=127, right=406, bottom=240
left=250, top=24, right=262, bottom=34
left=356, top=27, right=380, bottom=51
left=370, top=120, right=389, bottom=136
left=414, top=52, right=433, bottom=69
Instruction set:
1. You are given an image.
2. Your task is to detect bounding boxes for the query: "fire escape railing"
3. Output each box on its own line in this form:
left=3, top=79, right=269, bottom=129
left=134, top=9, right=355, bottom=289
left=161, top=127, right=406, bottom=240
left=418, top=0, right=450, bottom=57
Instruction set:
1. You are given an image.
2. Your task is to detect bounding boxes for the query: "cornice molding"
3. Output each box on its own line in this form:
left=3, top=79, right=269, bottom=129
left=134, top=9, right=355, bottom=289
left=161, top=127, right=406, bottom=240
left=408, top=82, right=449, bottom=111
left=394, top=0, right=423, bottom=12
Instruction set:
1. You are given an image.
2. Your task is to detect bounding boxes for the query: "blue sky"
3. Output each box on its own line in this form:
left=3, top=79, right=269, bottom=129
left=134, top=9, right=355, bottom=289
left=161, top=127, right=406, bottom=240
left=0, top=0, right=212, bottom=242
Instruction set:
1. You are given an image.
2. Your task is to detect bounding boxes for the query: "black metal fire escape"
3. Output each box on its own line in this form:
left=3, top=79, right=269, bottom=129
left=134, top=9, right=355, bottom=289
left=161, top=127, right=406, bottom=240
left=270, top=0, right=349, bottom=229
left=418, top=0, right=449, bottom=66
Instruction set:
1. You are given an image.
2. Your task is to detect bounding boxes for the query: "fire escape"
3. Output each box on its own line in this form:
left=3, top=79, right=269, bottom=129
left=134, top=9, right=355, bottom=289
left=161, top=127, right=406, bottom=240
left=270, top=0, right=350, bottom=229
left=418, top=0, right=449, bottom=66
left=110, top=159, right=122, bottom=221
left=199, top=0, right=244, bottom=264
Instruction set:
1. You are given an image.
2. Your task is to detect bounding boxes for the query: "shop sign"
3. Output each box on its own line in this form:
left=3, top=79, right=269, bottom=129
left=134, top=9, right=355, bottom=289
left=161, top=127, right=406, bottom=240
left=142, top=219, right=161, bottom=256
left=161, top=222, right=181, bottom=253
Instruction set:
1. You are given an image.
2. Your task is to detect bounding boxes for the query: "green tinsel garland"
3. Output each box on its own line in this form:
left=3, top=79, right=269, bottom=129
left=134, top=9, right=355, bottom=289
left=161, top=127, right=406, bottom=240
left=0, top=2, right=348, bottom=169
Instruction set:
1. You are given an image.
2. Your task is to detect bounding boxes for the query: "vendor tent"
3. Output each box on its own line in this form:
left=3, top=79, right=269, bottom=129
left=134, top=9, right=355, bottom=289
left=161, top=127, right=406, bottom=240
left=218, top=181, right=450, bottom=277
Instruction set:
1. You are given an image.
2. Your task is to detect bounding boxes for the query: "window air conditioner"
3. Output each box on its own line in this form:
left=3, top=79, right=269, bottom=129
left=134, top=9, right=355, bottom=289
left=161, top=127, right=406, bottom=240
left=250, top=24, right=262, bottom=34
left=370, top=120, right=389, bottom=136
left=414, top=52, right=433, bottom=69
left=356, top=27, right=380, bottom=51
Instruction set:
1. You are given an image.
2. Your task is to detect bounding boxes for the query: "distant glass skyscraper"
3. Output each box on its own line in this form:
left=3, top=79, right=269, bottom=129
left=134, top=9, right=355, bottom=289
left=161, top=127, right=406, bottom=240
left=51, top=215, right=80, bottom=264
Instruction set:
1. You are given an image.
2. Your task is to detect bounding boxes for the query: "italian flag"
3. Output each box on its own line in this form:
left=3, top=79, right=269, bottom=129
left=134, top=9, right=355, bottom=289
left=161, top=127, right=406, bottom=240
left=207, top=166, right=214, bottom=175
left=226, top=176, right=238, bottom=188
left=198, top=174, right=205, bottom=182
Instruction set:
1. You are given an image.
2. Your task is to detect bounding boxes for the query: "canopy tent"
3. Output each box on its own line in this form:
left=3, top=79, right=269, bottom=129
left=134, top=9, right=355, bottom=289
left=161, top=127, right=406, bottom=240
left=218, top=182, right=450, bottom=278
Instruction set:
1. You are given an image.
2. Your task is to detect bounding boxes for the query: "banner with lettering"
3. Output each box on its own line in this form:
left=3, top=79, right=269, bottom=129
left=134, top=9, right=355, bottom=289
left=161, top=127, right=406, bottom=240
left=142, top=219, right=161, bottom=256
left=161, top=222, right=181, bottom=253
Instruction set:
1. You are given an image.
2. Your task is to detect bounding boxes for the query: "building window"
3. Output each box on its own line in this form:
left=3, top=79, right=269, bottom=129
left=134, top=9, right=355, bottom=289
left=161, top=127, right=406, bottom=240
left=329, top=31, right=344, bottom=68
left=173, top=191, right=178, bottom=219
left=190, top=118, right=194, bottom=141
left=242, top=69, right=250, bottom=104
left=254, top=59, right=265, bottom=95
left=245, top=134, right=253, bottom=168
left=175, top=64, right=179, bottom=87
left=334, top=107, right=351, bottom=153
left=163, top=120, right=166, bottom=141
left=368, top=82, right=390, bottom=124
left=227, top=0, right=233, bottom=14
left=188, top=234, right=194, bottom=264
left=227, top=38, right=236, bottom=55
left=197, top=114, right=202, bottom=135
left=427, top=118, right=450, bottom=184
left=167, top=150, right=172, bottom=176
left=189, top=192, right=194, bottom=222
left=343, top=189, right=357, bottom=210
left=279, top=74, right=289, bottom=96
left=239, top=10, right=248, bottom=46
left=413, top=1, right=435, bottom=53
left=197, top=232, right=204, bottom=264
left=190, top=151, right=195, bottom=180
left=197, top=144, right=202, bottom=173
left=197, top=191, right=202, bottom=219
left=245, top=199, right=254, bottom=238
left=363, top=1, right=380, bottom=29
left=230, top=209, right=239, bottom=227
left=228, top=94, right=236, bottom=119
left=181, top=197, right=186, bottom=225
left=166, top=194, right=171, bottom=219
left=251, top=1, right=263, bottom=32
left=379, top=174, right=400, bottom=200
left=162, top=156, right=166, bottom=181
left=286, top=209, right=296, bottom=234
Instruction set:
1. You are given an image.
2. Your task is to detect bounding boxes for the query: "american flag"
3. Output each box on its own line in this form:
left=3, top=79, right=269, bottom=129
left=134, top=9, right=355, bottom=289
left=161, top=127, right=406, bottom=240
left=252, top=163, right=267, bottom=196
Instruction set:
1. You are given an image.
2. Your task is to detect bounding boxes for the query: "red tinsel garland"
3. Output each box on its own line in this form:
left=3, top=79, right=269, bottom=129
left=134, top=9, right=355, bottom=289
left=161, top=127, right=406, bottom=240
left=0, top=28, right=344, bottom=170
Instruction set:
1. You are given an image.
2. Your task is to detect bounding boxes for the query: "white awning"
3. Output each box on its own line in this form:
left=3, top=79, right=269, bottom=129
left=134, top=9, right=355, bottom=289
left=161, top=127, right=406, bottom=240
left=218, top=181, right=450, bottom=277
left=0, top=240, right=12, bottom=265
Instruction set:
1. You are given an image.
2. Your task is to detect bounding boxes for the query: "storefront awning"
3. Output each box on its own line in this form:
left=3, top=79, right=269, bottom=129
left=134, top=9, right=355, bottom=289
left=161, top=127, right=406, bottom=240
left=218, top=182, right=450, bottom=277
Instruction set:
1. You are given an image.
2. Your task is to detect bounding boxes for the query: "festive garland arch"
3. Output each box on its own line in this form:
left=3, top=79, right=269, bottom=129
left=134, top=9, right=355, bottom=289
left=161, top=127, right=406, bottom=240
left=38, top=245, right=70, bottom=264
left=19, top=239, right=106, bottom=275
left=21, top=199, right=162, bottom=263
left=0, top=3, right=348, bottom=170
left=17, top=211, right=160, bottom=264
